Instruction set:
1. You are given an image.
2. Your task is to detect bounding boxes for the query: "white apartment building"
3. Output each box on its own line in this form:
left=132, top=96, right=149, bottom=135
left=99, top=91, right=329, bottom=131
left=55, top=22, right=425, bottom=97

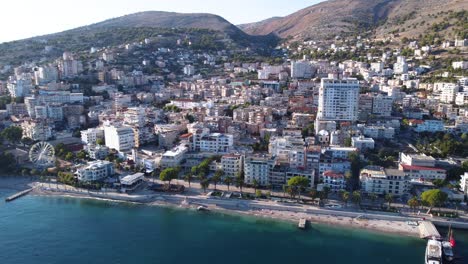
left=7, top=78, right=32, bottom=98
left=439, top=84, right=459, bottom=103
left=183, top=65, right=195, bottom=76
left=452, top=61, right=468, bottom=70
left=104, top=125, right=135, bottom=152
left=455, top=92, right=468, bottom=106
left=244, top=156, right=273, bottom=186
left=460, top=172, right=468, bottom=198
left=291, top=60, right=313, bottom=79
left=198, top=133, right=233, bottom=154
left=363, top=126, right=395, bottom=139
left=317, top=78, right=359, bottom=121
left=372, top=94, right=393, bottom=117
left=160, top=144, right=188, bottom=169
left=393, top=56, right=408, bottom=74
left=399, top=164, right=446, bottom=181
left=34, top=65, right=58, bottom=85
left=124, top=107, right=146, bottom=127
left=81, top=128, right=104, bottom=145
left=414, top=120, right=444, bottom=133
left=75, top=160, right=114, bottom=182
left=221, top=154, right=244, bottom=178
left=399, top=153, right=436, bottom=167
left=352, top=136, right=375, bottom=150
left=360, top=166, right=410, bottom=196
left=322, top=170, right=346, bottom=191
left=85, top=144, right=109, bottom=160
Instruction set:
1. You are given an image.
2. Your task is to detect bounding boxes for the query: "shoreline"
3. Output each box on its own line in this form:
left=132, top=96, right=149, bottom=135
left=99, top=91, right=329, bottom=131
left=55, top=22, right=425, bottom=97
left=28, top=184, right=422, bottom=239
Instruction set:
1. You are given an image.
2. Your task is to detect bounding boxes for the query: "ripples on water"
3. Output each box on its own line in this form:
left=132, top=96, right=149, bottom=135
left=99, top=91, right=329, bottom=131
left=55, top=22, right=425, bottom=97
left=0, top=189, right=466, bottom=264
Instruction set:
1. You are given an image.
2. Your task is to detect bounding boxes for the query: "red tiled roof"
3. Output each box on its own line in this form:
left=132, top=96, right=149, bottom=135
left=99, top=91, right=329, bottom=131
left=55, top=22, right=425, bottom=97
left=323, top=170, right=345, bottom=178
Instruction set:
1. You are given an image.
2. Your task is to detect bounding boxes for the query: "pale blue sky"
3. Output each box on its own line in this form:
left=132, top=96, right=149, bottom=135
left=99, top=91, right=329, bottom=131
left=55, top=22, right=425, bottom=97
left=0, top=0, right=322, bottom=43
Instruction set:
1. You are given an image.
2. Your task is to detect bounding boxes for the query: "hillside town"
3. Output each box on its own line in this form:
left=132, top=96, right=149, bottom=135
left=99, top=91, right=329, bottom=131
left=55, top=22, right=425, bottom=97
left=0, top=22, right=467, bottom=216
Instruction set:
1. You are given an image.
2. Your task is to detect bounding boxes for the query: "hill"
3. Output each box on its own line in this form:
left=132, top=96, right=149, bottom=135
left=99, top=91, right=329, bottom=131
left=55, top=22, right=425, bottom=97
left=239, top=0, right=468, bottom=41
left=0, top=11, right=278, bottom=67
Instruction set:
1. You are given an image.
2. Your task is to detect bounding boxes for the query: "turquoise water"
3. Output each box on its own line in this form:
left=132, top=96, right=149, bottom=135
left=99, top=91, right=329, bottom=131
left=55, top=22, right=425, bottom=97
left=0, top=188, right=467, bottom=264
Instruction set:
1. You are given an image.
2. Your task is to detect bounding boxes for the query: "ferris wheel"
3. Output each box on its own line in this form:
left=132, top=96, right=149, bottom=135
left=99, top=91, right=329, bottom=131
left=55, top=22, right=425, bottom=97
left=29, top=142, right=55, bottom=166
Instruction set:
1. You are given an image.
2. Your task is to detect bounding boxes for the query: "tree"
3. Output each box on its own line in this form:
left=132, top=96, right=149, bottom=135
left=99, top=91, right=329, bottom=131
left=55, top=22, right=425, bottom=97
left=421, top=189, right=448, bottom=213
left=236, top=172, right=245, bottom=193
left=1, top=126, right=23, bottom=143
left=407, top=197, right=420, bottom=212
left=432, top=179, right=445, bottom=188
left=200, top=178, right=210, bottom=193
left=287, top=176, right=309, bottom=200
left=385, top=193, right=394, bottom=209
left=252, top=178, right=260, bottom=193
left=341, top=191, right=350, bottom=207
left=321, top=186, right=331, bottom=202
left=77, top=150, right=87, bottom=160
left=255, top=190, right=262, bottom=198
left=96, top=138, right=105, bottom=146
left=160, top=167, right=178, bottom=185
left=184, top=174, right=193, bottom=187
left=212, top=170, right=223, bottom=190
left=65, top=152, right=74, bottom=161
left=369, top=193, right=378, bottom=205
left=352, top=191, right=362, bottom=208
left=224, top=177, right=233, bottom=191
left=191, top=166, right=199, bottom=176
left=344, top=137, right=352, bottom=147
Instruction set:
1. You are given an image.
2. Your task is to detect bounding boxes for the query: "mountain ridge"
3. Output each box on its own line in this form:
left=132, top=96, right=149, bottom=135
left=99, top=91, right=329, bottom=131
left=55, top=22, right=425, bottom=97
left=238, top=0, right=468, bottom=41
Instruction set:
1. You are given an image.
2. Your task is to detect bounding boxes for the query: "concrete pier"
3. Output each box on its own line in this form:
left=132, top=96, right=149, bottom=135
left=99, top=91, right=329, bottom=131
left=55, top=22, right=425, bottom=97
left=5, top=188, right=33, bottom=202
left=419, top=221, right=441, bottom=239
left=298, top=218, right=307, bottom=229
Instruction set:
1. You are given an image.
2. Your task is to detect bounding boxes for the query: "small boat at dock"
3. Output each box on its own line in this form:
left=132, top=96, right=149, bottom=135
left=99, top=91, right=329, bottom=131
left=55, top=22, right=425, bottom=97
left=197, top=205, right=209, bottom=211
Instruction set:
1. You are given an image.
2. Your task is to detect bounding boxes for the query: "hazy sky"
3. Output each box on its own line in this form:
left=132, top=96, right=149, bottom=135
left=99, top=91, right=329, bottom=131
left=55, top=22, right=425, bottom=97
left=0, top=0, right=322, bottom=43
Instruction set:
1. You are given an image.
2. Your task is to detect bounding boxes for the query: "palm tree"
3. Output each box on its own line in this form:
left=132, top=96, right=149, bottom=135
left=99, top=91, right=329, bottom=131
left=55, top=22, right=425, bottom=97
left=184, top=174, right=193, bottom=188
left=385, top=193, right=394, bottom=210
left=352, top=191, right=362, bottom=208
left=407, top=196, right=419, bottom=213
left=235, top=172, right=244, bottom=193
left=200, top=178, right=210, bottom=193
left=224, top=177, right=233, bottom=191
left=252, top=178, right=259, bottom=193
left=212, top=170, right=223, bottom=190
left=341, top=191, right=350, bottom=207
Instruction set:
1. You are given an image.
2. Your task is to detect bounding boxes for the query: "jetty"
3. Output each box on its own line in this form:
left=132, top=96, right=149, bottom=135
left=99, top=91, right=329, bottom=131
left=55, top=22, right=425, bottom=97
left=5, top=188, right=34, bottom=202
left=418, top=221, right=441, bottom=239
left=298, top=218, right=308, bottom=229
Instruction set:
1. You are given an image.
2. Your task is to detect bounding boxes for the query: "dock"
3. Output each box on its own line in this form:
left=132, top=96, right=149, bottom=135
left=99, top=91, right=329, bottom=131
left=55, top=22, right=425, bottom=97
left=5, top=188, right=33, bottom=202
left=418, top=221, right=441, bottom=239
left=298, top=218, right=308, bottom=229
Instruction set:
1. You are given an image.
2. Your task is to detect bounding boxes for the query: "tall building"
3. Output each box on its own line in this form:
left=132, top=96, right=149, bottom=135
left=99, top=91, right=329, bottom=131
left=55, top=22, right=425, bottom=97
left=7, top=78, right=33, bottom=98
left=317, top=78, right=359, bottom=122
left=393, top=56, right=408, bottom=74
left=104, top=125, right=135, bottom=152
left=244, top=155, right=274, bottom=186
left=291, top=60, right=313, bottom=79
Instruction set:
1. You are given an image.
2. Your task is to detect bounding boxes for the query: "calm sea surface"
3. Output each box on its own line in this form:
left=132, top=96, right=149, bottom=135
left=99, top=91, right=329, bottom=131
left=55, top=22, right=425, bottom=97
left=0, top=188, right=467, bottom=264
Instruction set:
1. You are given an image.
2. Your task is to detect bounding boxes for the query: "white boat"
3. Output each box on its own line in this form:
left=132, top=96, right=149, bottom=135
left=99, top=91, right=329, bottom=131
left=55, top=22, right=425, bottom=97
left=442, top=241, right=454, bottom=263
left=425, top=238, right=443, bottom=264
left=197, top=205, right=209, bottom=211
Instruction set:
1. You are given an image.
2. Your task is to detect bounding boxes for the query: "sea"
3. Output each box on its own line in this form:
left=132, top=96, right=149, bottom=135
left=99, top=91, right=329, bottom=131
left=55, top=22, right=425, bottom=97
left=0, top=187, right=467, bottom=264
